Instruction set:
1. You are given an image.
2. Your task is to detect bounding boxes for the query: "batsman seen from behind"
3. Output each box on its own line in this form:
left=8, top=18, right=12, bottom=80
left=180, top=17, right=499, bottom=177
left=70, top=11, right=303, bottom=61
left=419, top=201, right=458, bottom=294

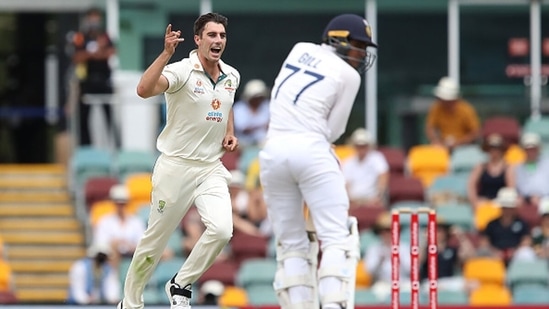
left=117, top=12, right=240, bottom=309
left=259, top=13, right=377, bottom=309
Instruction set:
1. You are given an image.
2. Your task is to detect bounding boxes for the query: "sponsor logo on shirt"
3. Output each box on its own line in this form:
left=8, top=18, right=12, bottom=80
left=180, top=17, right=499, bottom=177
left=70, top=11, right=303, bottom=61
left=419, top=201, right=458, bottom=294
left=194, top=79, right=205, bottom=94
left=206, top=98, right=223, bottom=122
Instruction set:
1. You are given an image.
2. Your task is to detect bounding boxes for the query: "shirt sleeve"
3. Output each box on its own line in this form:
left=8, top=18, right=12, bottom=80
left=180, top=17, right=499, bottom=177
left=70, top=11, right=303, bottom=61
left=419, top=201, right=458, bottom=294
left=425, top=103, right=438, bottom=130
left=326, top=68, right=361, bottom=143
left=373, top=152, right=389, bottom=174
left=69, top=261, right=90, bottom=304
left=162, top=61, right=190, bottom=94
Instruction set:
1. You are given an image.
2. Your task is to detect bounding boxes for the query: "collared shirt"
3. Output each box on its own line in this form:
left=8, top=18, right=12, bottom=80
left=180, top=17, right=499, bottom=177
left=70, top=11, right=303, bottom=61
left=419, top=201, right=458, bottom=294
left=426, top=99, right=480, bottom=141
left=342, top=151, right=389, bottom=200
left=158, top=50, right=240, bottom=162
left=266, top=43, right=361, bottom=143
left=515, top=157, right=549, bottom=197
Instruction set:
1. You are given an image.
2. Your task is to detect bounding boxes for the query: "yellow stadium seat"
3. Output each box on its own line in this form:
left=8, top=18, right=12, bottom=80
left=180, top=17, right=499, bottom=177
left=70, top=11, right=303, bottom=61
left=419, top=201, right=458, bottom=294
left=469, top=284, right=512, bottom=306
left=475, top=201, right=502, bottom=231
left=334, top=145, right=356, bottom=163
left=125, top=173, right=152, bottom=204
left=89, top=200, right=116, bottom=227
left=218, top=285, right=248, bottom=307
left=463, top=258, right=506, bottom=287
left=504, top=144, right=526, bottom=165
left=407, top=145, right=450, bottom=187
left=356, top=261, right=372, bottom=288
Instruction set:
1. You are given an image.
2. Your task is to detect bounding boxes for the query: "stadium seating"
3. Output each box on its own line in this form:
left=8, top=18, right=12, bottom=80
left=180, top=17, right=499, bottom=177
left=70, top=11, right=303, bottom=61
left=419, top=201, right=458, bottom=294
left=230, top=231, right=269, bottom=266
left=198, top=259, right=239, bottom=286
left=125, top=173, right=153, bottom=213
left=469, top=284, right=513, bottom=306
left=114, top=149, right=157, bottom=181
left=507, top=259, right=549, bottom=289
left=435, top=203, right=474, bottom=231
left=350, top=205, right=385, bottom=231
left=218, top=286, right=249, bottom=307
left=451, top=144, right=486, bottom=173
left=433, top=289, right=469, bottom=305
left=378, top=146, right=406, bottom=175
left=474, top=201, right=502, bottom=231
left=523, top=116, right=549, bottom=143
left=512, top=283, right=549, bottom=304
left=84, top=176, right=118, bottom=210
left=427, top=173, right=469, bottom=206
left=406, top=145, right=450, bottom=187
left=463, top=258, right=506, bottom=286
left=221, top=149, right=241, bottom=171
left=70, top=146, right=112, bottom=189
left=245, top=284, right=279, bottom=306
left=388, top=175, right=425, bottom=204
left=355, top=262, right=372, bottom=289
left=355, top=288, right=381, bottom=305
left=504, top=144, right=526, bottom=165
left=333, top=144, right=355, bottom=162
left=236, top=258, right=277, bottom=289
left=482, top=116, right=521, bottom=145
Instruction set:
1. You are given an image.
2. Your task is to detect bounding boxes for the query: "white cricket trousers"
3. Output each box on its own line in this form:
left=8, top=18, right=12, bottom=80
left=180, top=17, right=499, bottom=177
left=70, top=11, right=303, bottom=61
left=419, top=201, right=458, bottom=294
left=122, top=154, right=233, bottom=309
left=259, top=134, right=350, bottom=304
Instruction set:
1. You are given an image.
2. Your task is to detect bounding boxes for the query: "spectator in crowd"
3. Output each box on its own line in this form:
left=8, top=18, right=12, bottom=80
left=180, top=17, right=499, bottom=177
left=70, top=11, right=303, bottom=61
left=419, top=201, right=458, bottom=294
left=532, top=198, right=549, bottom=259
left=425, top=77, right=480, bottom=150
left=229, top=169, right=269, bottom=236
left=514, top=132, right=549, bottom=208
left=342, top=128, right=389, bottom=208
left=478, top=187, right=534, bottom=265
left=420, top=219, right=475, bottom=292
left=94, top=184, right=145, bottom=266
left=67, top=243, right=120, bottom=305
left=233, top=79, right=270, bottom=148
left=197, top=280, right=224, bottom=306
left=0, top=238, right=14, bottom=294
left=68, top=7, right=117, bottom=146
left=364, top=211, right=411, bottom=300
left=468, top=134, right=514, bottom=207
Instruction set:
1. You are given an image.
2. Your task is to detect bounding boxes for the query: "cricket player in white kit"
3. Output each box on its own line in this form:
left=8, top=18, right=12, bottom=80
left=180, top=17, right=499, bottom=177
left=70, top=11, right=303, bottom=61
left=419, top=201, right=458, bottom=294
left=117, top=13, right=239, bottom=309
left=259, top=14, right=377, bottom=309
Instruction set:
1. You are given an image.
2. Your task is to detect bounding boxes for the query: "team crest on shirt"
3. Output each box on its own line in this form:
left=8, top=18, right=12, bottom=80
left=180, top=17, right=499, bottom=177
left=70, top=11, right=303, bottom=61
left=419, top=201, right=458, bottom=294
left=224, top=79, right=235, bottom=93
left=193, top=79, right=205, bottom=94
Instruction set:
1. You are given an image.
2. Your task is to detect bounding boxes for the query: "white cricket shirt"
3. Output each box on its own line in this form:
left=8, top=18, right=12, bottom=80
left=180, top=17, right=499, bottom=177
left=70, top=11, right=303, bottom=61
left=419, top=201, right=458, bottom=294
left=158, top=50, right=240, bottom=162
left=266, top=43, right=361, bottom=143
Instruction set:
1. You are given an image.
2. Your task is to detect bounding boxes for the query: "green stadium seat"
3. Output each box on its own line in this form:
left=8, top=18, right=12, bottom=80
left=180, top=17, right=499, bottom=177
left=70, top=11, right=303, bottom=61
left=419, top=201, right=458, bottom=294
left=523, top=117, right=549, bottom=143
left=451, top=144, right=486, bottom=173
left=236, top=258, right=277, bottom=289
left=114, top=149, right=157, bottom=181
left=436, top=203, right=474, bottom=231
left=245, top=284, right=278, bottom=306
left=355, top=289, right=381, bottom=305
left=512, top=283, right=549, bottom=304
left=507, top=259, right=549, bottom=288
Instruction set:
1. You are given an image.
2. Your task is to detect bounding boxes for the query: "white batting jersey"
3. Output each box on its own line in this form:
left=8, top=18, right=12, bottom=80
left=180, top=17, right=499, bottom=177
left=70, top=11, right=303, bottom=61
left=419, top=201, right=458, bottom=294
left=158, top=50, right=240, bottom=162
left=267, top=42, right=361, bottom=143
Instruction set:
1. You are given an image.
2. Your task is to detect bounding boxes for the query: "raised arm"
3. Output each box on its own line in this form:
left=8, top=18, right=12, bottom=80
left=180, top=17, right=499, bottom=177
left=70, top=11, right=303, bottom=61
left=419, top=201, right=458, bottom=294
left=137, top=24, right=184, bottom=98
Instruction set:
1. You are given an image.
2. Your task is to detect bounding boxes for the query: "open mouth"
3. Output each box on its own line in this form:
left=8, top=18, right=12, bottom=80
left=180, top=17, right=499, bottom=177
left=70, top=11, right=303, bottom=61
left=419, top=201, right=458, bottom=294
left=210, top=47, right=222, bottom=55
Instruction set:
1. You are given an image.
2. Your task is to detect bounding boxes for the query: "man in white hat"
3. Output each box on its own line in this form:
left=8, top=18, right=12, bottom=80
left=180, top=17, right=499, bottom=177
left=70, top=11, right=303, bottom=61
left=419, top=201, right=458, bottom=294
left=233, top=79, right=270, bottom=148
left=425, top=77, right=480, bottom=149
left=478, top=187, right=533, bottom=264
left=514, top=132, right=549, bottom=208
left=342, top=128, right=389, bottom=208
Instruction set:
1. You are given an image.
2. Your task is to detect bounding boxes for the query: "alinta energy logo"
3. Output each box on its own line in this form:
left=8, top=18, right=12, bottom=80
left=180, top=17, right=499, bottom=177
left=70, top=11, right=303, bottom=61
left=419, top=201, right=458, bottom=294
left=206, top=98, right=223, bottom=122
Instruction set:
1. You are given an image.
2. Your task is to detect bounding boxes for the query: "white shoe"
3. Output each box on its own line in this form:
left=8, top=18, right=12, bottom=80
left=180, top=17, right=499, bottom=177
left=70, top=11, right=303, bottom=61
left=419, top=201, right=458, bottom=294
left=165, top=279, right=192, bottom=309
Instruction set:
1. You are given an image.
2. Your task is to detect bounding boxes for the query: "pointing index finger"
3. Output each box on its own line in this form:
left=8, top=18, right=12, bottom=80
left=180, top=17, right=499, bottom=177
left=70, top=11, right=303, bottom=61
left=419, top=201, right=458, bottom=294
left=166, top=24, right=172, bottom=35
